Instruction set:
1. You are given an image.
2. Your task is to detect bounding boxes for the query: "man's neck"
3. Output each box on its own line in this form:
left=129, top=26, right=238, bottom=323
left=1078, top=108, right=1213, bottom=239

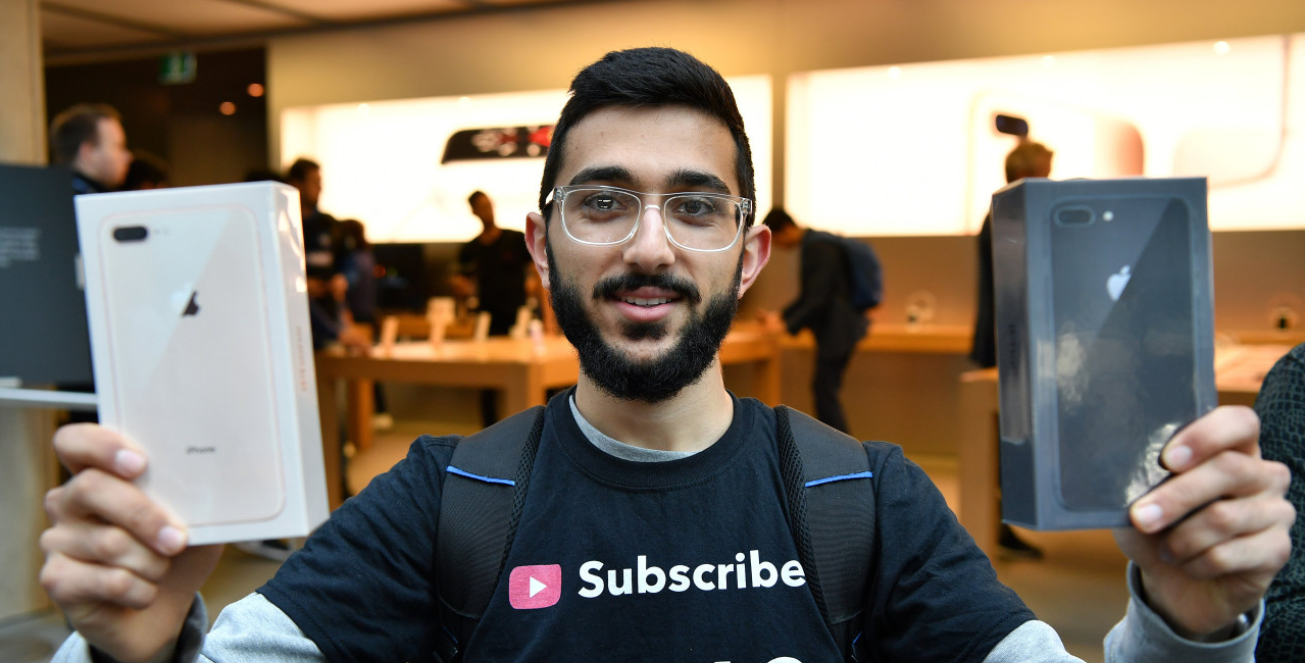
left=478, top=225, right=502, bottom=245
left=572, top=362, right=734, bottom=453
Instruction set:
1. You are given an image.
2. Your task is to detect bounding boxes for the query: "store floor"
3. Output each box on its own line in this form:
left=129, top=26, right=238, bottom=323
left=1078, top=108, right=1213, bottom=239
left=4, top=418, right=1129, bottom=663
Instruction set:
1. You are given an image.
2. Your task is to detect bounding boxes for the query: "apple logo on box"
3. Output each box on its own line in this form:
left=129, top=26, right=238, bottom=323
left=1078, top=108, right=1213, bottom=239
left=171, top=285, right=201, bottom=317
left=1106, top=266, right=1131, bottom=302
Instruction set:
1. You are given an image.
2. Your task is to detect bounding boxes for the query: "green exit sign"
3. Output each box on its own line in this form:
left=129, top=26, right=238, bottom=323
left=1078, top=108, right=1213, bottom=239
left=159, top=52, right=196, bottom=85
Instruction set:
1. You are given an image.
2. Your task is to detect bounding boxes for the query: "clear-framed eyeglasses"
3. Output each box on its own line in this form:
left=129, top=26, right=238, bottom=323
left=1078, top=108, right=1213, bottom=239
left=550, top=185, right=752, bottom=253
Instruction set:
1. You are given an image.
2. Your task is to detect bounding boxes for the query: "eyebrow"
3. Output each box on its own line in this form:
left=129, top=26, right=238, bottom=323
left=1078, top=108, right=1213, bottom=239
left=567, top=166, right=732, bottom=195
left=666, top=169, right=731, bottom=195
left=568, top=166, right=635, bottom=187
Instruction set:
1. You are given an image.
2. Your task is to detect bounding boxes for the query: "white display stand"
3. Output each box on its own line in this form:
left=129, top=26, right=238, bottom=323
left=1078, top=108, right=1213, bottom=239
left=0, top=387, right=98, bottom=411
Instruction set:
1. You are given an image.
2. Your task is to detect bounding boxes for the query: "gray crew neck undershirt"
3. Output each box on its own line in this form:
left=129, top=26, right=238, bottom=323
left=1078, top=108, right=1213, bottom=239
left=569, top=395, right=699, bottom=463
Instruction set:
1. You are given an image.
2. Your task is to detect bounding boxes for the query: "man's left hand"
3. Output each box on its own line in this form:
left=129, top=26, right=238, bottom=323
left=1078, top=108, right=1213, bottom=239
left=1114, top=405, right=1294, bottom=639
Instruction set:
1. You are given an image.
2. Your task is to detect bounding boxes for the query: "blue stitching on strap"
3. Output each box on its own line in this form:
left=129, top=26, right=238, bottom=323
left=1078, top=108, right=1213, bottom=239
left=805, top=471, right=873, bottom=488
left=447, top=465, right=515, bottom=486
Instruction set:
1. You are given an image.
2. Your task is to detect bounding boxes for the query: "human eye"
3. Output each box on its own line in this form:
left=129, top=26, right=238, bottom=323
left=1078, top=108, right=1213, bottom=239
left=579, top=190, right=632, bottom=219
left=670, top=195, right=726, bottom=225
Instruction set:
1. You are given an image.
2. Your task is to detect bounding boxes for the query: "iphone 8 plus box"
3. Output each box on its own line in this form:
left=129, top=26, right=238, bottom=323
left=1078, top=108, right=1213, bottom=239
left=75, top=182, right=328, bottom=545
left=992, top=177, right=1216, bottom=530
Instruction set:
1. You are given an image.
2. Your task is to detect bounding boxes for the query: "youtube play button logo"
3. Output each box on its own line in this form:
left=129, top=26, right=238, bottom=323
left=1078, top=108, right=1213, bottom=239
left=509, top=564, right=562, bottom=609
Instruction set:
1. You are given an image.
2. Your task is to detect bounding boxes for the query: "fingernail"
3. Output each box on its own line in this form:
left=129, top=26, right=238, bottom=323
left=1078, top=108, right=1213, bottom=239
left=114, top=449, right=146, bottom=475
left=1165, top=445, right=1192, bottom=471
left=157, top=526, right=186, bottom=554
left=1134, top=503, right=1164, bottom=531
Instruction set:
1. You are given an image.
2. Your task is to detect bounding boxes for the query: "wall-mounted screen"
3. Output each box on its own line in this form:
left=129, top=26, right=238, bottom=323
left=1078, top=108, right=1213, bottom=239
left=787, top=34, right=1305, bottom=235
left=282, top=76, right=773, bottom=243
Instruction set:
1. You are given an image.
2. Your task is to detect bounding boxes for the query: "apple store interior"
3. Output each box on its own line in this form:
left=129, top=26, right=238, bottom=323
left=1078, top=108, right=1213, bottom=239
left=3, top=0, right=1305, bottom=660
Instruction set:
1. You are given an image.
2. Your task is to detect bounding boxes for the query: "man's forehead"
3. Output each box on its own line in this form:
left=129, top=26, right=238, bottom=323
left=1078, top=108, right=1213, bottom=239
left=555, top=104, right=739, bottom=194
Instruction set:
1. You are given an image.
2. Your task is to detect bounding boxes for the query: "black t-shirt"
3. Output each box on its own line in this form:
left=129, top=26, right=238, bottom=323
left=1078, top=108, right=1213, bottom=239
left=459, top=229, right=531, bottom=335
left=260, top=395, right=1032, bottom=662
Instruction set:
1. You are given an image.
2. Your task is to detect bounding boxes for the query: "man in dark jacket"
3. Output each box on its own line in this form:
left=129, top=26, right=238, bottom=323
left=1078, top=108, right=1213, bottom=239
left=764, top=208, right=867, bottom=433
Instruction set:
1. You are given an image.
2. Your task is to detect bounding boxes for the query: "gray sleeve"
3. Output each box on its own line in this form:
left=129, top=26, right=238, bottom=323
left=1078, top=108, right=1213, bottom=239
left=1103, top=564, right=1261, bottom=663
left=201, top=592, right=326, bottom=662
left=50, top=596, right=208, bottom=663
left=983, top=563, right=1261, bottom=663
left=50, top=592, right=324, bottom=663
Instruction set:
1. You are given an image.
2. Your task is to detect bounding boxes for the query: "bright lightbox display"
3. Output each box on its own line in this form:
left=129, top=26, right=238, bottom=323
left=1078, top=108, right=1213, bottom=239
left=787, top=34, right=1305, bottom=236
left=282, top=77, right=773, bottom=244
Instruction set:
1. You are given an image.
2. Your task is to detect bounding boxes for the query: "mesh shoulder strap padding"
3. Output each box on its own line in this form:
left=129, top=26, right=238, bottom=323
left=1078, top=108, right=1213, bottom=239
left=434, top=406, right=546, bottom=660
left=776, top=406, right=876, bottom=659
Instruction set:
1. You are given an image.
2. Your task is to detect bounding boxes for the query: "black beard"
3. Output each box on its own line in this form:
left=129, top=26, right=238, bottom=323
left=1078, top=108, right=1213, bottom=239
left=546, top=242, right=741, bottom=404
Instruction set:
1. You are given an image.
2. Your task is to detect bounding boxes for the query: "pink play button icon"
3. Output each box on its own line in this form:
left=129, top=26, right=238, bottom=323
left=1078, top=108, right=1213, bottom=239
left=509, top=564, right=562, bottom=609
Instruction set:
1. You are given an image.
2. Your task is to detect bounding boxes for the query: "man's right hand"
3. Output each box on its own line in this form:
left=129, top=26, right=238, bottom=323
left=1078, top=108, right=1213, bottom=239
left=40, top=424, right=224, bottom=663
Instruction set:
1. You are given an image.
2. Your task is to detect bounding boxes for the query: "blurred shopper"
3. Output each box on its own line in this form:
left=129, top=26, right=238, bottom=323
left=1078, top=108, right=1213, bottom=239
left=121, top=151, right=169, bottom=190
left=337, top=220, right=378, bottom=331
left=457, top=190, right=533, bottom=336
left=49, top=103, right=132, bottom=194
left=970, top=140, right=1053, bottom=367
left=457, top=191, right=534, bottom=426
left=284, top=158, right=366, bottom=353
left=337, top=219, right=390, bottom=430
left=1254, top=342, right=1305, bottom=660
left=286, top=158, right=338, bottom=279
left=762, top=208, right=870, bottom=434
left=48, top=103, right=134, bottom=425
left=971, top=139, right=1054, bottom=559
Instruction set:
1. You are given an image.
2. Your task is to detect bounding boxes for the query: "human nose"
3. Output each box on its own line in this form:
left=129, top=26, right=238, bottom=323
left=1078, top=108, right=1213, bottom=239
left=621, top=203, right=676, bottom=272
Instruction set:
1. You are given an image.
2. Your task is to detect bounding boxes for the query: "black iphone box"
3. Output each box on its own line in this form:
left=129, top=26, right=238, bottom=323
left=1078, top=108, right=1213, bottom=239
left=993, top=177, right=1216, bottom=530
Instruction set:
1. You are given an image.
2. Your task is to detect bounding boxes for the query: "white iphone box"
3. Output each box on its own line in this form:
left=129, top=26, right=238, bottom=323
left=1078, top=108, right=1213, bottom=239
left=75, top=182, right=328, bottom=545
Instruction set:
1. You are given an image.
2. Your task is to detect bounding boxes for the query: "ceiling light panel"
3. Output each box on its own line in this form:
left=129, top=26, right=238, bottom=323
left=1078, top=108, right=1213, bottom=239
left=258, top=0, right=465, bottom=22
left=44, top=0, right=312, bottom=37
left=41, top=8, right=172, bottom=49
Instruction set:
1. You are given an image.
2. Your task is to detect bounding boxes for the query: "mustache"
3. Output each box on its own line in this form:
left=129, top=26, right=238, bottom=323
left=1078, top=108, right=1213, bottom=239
left=592, top=272, right=702, bottom=306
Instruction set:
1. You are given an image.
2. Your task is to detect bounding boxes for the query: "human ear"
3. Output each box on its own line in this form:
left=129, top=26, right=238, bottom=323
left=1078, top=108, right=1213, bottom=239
left=735, top=225, right=771, bottom=298
left=525, top=211, right=551, bottom=291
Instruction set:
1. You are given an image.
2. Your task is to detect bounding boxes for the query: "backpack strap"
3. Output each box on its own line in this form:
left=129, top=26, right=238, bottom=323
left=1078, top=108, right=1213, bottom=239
left=433, top=405, right=546, bottom=663
left=776, top=406, right=877, bottom=661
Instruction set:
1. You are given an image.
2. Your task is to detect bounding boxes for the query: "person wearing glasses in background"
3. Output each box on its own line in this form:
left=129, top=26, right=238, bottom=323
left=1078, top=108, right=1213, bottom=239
left=41, top=47, right=1293, bottom=663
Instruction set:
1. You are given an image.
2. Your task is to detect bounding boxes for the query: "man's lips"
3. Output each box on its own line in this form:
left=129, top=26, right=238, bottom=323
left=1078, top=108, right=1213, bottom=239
left=592, top=273, right=701, bottom=306
left=592, top=273, right=699, bottom=324
left=613, top=287, right=681, bottom=308
left=610, top=288, right=679, bottom=322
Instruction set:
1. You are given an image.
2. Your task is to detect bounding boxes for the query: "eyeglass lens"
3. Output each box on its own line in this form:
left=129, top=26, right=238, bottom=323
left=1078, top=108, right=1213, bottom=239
left=561, top=188, right=742, bottom=251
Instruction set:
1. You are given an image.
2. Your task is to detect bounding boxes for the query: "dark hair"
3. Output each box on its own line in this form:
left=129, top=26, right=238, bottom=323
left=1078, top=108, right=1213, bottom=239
left=468, top=190, right=488, bottom=206
left=336, top=219, right=369, bottom=251
left=538, top=47, right=756, bottom=226
left=122, top=152, right=168, bottom=190
left=761, top=207, right=796, bottom=233
left=286, top=158, right=320, bottom=183
left=1005, top=140, right=1054, bottom=183
left=49, top=103, right=121, bottom=165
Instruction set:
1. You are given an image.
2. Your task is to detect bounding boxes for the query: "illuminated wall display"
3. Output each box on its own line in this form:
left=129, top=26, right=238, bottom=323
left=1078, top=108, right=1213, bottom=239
left=281, top=77, right=773, bottom=243
left=787, top=34, right=1305, bottom=235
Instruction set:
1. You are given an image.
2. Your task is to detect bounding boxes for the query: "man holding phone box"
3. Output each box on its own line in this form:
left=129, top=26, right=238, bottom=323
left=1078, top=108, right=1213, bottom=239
left=41, top=48, right=1292, bottom=663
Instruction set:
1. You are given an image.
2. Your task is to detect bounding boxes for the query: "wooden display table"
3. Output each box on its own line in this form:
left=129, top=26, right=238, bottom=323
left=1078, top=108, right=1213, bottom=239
left=314, top=329, right=780, bottom=509
left=778, top=323, right=972, bottom=355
